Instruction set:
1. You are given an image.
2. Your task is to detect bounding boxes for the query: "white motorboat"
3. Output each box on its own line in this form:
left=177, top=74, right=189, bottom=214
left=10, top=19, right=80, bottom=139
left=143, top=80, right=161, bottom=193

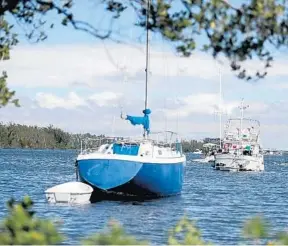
left=202, top=143, right=218, bottom=163
left=192, top=149, right=203, bottom=154
left=194, top=143, right=217, bottom=163
left=215, top=152, right=264, bottom=171
left=214, top=100, right=264, bottom=172
left=45, top=181, right=93, bottom=204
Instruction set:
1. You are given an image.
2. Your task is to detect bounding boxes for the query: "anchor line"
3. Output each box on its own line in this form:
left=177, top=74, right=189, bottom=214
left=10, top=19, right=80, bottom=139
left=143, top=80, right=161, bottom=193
left=75, top=160, right=79, bottom=181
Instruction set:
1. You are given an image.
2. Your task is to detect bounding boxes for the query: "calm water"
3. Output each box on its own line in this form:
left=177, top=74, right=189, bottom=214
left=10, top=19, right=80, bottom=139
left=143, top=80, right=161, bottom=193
left=0, top=149, right=287, bottom=244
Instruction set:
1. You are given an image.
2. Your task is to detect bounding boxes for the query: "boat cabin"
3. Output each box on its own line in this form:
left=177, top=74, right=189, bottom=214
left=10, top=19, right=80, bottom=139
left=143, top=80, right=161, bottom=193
left=79, top=132, right=184, bottom=158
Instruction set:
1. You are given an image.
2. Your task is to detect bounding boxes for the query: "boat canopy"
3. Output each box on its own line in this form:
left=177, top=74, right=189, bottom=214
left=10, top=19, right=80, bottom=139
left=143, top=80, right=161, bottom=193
left=125, top=108, right=151, bottom=134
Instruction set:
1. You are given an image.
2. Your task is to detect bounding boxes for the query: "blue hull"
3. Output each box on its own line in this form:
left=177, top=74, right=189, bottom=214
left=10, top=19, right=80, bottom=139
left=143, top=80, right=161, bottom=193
left=77, top=159, right=184, bottom=197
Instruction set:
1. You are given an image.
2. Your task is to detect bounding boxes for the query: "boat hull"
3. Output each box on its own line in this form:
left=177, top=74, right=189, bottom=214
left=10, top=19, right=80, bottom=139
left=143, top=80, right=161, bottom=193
left=194, top=155, right=215, bottom=164
left=215, top=154, right=264, bottom=172
left=45, top=192, right=92, bottom=204
left=45, top=182, right=93, bottom=204
left=77, top=156, right=185, bottom=197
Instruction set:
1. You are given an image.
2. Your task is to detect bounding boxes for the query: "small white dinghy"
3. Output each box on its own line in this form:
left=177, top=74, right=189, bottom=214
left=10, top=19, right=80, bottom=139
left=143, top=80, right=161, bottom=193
left=45, top=181, right=93, bottom=204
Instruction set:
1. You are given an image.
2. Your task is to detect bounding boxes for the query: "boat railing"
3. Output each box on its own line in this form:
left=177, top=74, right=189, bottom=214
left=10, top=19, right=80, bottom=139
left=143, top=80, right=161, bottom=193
left=149, top=130, right=180, bottom=144
left=81, top=147, right=99, bottom=155
left=79, top=132, right=183, bottom=155
left=224, top=129, right=259, bottom=141
left=226, top=118, right=261, bottom=127
left=80, top=137, right=122, bottom=154
left=149, top=131, right=183, bottom=156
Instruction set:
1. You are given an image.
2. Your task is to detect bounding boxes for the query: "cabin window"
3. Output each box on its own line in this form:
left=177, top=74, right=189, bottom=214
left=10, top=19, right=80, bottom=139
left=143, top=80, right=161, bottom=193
left=112, top=143, right=139, bottom=156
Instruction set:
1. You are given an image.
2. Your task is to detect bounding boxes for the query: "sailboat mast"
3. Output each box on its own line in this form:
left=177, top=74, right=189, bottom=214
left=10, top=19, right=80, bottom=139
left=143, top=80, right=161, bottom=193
left=219, top=66, right=222, bottom=150
left=240, top=99, right=244, bottom=138
left=144, top=0, right=150, bottom=111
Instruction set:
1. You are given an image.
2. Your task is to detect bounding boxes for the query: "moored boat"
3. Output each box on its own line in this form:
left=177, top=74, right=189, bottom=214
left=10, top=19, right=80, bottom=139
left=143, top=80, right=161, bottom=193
left=214, top=100, right=264, bottom=172
left=192, top=149, right=203, bottom=155
left=45, top=182, right=93, bottom=204
left=76, top=132, right=186, bottom=197
left=75, top=0, right=186, bottom=198
left=194, top=143, right=218, bottom=164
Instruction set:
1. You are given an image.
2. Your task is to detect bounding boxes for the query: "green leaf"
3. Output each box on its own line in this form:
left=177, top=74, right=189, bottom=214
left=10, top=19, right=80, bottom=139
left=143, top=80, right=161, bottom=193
left=0, top=197, right=63, bottom=245
left=242, top=215, right=268, bottom=240
left=82, top=220, right=148, bottom=245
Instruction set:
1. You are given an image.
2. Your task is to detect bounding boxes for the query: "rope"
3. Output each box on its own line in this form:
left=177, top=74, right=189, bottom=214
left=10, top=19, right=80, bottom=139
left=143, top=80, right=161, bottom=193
left=75, top=160, right=79, bottom=181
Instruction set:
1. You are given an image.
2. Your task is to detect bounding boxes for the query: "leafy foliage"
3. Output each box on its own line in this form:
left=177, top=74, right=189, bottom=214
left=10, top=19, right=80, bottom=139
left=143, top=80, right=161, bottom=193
left=82, top=220, right=148, bottom=245
left=92, top=0, right=287, bottom=81
left=0, top=196, right=63, bottom=245
left=0, top=71, right=19, bottom=108
left=0, top=0, right=76, bottom=108
left=0, top=1, right=287, bottom=108
left=0, top=196, right=288, bottom=245
left=243, top=215, right=288, bottom=245
left=115, top=0, right=288, bottom=81
left=168, top=215, right=210, bottom=245
left=0, top=16, right=19, bottom=108
left=243, top=215, right=269, bottom=240
left=275, top=231, right=288, bottom=245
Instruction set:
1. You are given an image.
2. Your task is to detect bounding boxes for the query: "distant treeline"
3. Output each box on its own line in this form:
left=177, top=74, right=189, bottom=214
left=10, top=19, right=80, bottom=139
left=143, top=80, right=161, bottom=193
left=0, top=122, right=103, bottom=149
left=0, top=122, right=206, bottom=152
left=181, top=140, right=204, bottom=153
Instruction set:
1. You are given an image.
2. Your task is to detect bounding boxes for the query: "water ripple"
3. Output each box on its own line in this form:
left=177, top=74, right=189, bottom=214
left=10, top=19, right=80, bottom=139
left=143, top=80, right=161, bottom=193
left=0, top=149, right=287, bottom=244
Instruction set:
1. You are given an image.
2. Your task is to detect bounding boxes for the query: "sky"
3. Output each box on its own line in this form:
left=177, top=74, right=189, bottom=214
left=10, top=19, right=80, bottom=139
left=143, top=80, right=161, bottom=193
left=0, top=0, right=288, bottom=149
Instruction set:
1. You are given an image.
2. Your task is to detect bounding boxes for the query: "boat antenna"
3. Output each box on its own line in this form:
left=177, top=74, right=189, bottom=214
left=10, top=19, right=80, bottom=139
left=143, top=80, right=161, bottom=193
left=214, top=62, right=226, bottom=150
left=239, top=98, right=249, bottom=141
left=219, top=65, right=222, bottom=150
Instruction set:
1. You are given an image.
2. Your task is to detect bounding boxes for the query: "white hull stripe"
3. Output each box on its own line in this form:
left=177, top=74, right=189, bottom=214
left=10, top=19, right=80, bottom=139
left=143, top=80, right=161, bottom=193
left=77, top=153, right=186, bottom=164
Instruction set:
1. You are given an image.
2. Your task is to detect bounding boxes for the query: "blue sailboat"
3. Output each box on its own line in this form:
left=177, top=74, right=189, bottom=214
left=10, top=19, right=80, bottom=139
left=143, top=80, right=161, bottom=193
left=75, top=0, right=186, bottom=197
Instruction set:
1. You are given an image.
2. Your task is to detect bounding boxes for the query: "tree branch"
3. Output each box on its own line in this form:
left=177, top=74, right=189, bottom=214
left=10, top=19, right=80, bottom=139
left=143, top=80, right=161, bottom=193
left=0, top=0, right=20, bottom=15
left=36, top=0, right=113, bottom=39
